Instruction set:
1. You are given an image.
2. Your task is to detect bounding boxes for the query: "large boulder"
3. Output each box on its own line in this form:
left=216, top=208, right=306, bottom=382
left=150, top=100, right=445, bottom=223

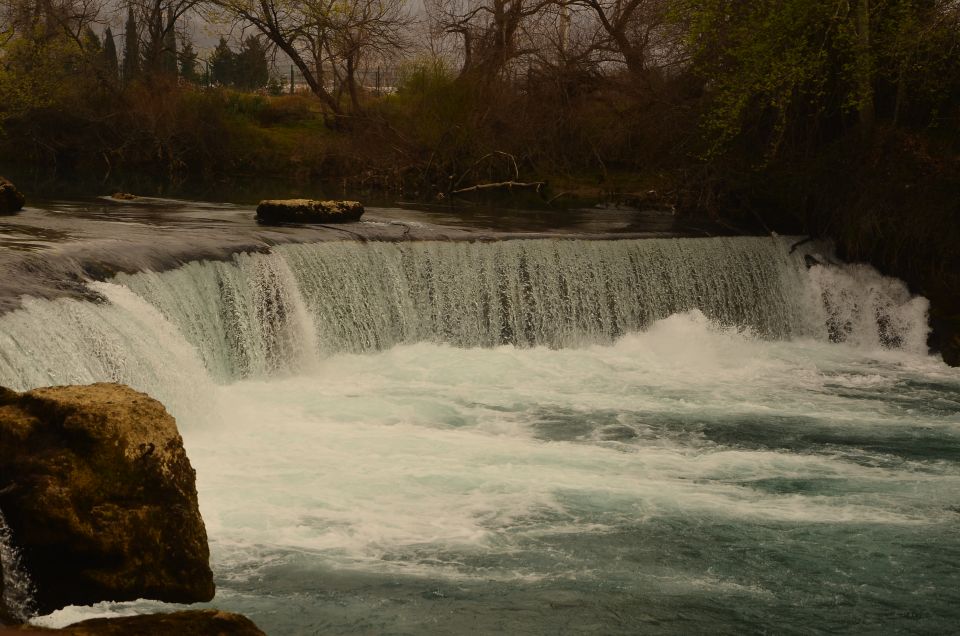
left=256, top=199, right=364, bottom=224
left=0, top=178, right=25, bottom=215
left=0, top=384, right=214, bottom=614
left=15, top=610, right=265, bottom=635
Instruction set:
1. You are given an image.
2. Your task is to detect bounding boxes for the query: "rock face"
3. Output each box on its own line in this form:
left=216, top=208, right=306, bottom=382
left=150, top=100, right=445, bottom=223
left=0, top=178, right=25, bottom=215
left=256, top=199, right=364, bottom=224
left=0, top=384, right=214, bottom=614
left=15, top=610, right=266, bottom=635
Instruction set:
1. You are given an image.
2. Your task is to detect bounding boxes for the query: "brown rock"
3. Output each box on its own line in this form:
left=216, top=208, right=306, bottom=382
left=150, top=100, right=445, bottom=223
left=0, top=384, right=214, bottom=614
left=110, top=193, right=137, bottom=201
left=13, top=610, right=265, bottom=635
left=256, top=199, right=364, bottom=224
left=0, top=178, right=25, bottom=215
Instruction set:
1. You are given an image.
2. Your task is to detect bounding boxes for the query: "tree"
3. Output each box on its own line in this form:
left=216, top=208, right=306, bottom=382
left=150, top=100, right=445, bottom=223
left=178, top=37, right=199, bottom=82
left=82, top=25, right=101, bottom=53
left=209, top=0, right=412, bottom=117
left=103, top=26, right=119, bottom=81
left=123, top=5, right=140, bottom=82
left=570, top=0, right=681, bottom=84
left=234, top=36, right=269, bottom=90
left=162, top=7, right=178, bottom=76
left=328, top=0, right=412, bottom=111
left=205, top=36, right=269, bottom=90
left=128, top=0, right=199, bottom=80
left=208, top=36, right=235, bottom=87
left=0, top=0, right=109, bottom=126
left=428, top=0, right=553, bottom=84
left=677, top=0, right=960, bottom=160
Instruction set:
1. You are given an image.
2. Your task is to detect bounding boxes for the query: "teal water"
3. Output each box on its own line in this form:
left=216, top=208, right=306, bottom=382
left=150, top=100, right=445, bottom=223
left=0, top=238, right=956, bottom=634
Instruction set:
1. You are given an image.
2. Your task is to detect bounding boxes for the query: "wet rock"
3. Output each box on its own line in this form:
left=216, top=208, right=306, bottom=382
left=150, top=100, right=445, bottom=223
left=0, top=384, right=214, bottom=614
left=110, top=193, right=137, bottom=201
left=0, top=558, right=9, bottom=626
left=0, top=178, right=25, bottom=215
left=940, top=326, right=960, bottom=367
left=0, top=507, right=37, bottom=625
left=16, top=610, right=265, bottom=635
left=256, top=199, right=364, bottom=224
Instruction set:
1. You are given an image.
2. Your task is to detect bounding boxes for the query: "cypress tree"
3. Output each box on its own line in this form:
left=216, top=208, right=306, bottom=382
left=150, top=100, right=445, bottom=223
left=103, top=27, right=119, bottom=82
left=122, top=6, right=139, bottom=83
left=163, top=8, right=178, bottom=76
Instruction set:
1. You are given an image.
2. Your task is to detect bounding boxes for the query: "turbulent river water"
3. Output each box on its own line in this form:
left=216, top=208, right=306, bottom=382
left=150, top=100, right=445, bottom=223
left=0, top=211, right=958, bottom=634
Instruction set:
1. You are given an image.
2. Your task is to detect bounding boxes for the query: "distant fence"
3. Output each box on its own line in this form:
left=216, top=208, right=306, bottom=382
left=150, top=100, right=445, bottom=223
left=189, top=57, right=402, bottom=96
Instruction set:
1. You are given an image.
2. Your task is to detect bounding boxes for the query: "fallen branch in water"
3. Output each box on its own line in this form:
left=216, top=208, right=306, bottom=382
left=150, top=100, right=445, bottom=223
left=452, top=151, right=521, bottom=192
left=451, top=181, right=546, bottom=195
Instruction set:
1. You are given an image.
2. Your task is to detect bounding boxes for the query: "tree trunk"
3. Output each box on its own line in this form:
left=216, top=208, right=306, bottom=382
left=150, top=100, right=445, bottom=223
left=272, top=38, right=342, bottom=116
left=346, top=55, right=363, bottom=114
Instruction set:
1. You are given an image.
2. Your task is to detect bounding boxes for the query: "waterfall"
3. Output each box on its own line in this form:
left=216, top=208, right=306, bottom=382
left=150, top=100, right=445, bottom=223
left=0, top=510, right=35, bottom=623
left=0, top=237, right=930, bottom=396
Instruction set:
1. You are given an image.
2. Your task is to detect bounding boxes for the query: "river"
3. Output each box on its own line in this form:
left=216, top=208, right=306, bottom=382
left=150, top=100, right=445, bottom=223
left=1, top=198, right=958, bottom=634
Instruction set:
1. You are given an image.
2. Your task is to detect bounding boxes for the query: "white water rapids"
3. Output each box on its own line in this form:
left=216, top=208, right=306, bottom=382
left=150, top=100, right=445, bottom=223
left=0, top=237, right=957, bottom=634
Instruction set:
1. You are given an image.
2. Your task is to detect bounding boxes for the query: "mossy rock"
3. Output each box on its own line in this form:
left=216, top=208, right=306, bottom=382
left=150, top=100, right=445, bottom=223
left=0, top=384, right=214, bottom=614
left=0, top=177, right=25, bottom=215
left=256, top=199, right=364, bottom=224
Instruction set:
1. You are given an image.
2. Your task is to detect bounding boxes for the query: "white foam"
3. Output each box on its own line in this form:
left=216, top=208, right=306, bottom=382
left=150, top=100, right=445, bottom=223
left=170, top=315, right=960, bottom=584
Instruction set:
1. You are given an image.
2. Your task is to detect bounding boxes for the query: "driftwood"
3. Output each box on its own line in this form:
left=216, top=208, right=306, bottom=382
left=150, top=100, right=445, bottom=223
left=451, top=181, right=545, bottom=195
left=451, top=151, right=521, bottom=192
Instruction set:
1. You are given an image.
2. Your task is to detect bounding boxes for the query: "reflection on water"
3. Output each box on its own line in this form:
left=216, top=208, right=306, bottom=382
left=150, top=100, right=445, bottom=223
left=0, top=222, right=71, bottom=251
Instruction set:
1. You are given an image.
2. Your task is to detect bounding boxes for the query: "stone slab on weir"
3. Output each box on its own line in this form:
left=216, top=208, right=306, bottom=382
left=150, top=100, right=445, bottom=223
left=256, top=199, right=364, bottom=224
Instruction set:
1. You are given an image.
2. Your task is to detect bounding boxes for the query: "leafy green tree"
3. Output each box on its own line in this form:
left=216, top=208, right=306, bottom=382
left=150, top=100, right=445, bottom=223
left=677, top=0, right=960, bottom=159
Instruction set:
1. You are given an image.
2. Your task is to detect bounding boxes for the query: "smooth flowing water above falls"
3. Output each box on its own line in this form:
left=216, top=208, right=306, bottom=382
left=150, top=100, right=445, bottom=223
left=1, top=235, right=958, bottom=634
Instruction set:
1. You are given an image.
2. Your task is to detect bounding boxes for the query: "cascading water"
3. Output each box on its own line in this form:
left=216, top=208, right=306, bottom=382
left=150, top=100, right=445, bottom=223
left=1, top=236, right=956, bottom=635
left=0, top=237, right=927, bottom=391
left=0, top=510, right=36, bottom=622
